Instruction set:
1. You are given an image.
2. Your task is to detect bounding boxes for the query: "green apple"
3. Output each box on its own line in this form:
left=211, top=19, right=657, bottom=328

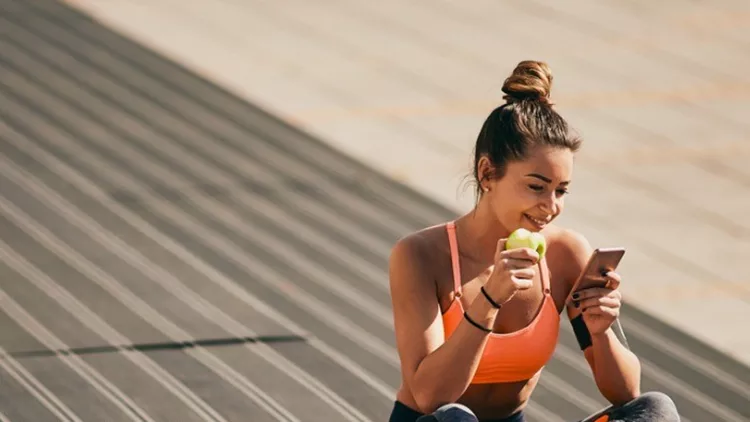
left=506, top=228, right=546, bottom=259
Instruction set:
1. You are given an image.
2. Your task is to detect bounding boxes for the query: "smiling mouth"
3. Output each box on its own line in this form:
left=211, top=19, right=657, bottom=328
left=524, top=214, right=549, bottom=227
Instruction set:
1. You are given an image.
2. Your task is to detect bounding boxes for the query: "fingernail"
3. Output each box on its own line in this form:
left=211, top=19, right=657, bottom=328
left=571, top=293, right=579, bottom=300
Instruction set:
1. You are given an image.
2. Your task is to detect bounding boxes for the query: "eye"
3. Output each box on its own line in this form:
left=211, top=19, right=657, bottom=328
left=528, top=184, right=544, bottom=192
left=556, top=188, right=570, bottom=196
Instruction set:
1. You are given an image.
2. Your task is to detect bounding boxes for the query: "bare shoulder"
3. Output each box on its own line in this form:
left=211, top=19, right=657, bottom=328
left=389, top=231, right=428, bottom=278
left=389, top=225, right=442, bottom=265
left=388, top=225, right=445, bottom=292
left=542, top=225, right=594, bottom=289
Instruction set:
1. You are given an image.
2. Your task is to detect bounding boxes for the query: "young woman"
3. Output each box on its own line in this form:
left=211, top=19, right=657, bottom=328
left=387, top=61, right=680, bottom=422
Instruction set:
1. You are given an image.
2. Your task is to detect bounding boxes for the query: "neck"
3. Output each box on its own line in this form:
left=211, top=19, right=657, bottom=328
left=455, top=199, right=511, bottom=265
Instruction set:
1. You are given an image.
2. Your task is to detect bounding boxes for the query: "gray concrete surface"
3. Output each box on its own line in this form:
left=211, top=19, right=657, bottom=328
left=63, top=0, right=750, bottom=366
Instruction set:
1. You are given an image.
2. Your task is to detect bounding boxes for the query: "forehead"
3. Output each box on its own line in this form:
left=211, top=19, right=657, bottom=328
left=509, top=146, right=574, bottom=181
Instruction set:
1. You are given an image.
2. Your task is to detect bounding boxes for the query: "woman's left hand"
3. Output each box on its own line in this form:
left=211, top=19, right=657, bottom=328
left=569, top=271, right=622, bottom=335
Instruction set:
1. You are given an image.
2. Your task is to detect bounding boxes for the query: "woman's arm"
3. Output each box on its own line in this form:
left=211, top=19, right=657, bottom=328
left=553, top=229, right=642, bottom=405
left=389, top=235, right=498, bottom=413
left=587, top=327, right=641, bottom=405
left=389, top=234, right=537, bottom=413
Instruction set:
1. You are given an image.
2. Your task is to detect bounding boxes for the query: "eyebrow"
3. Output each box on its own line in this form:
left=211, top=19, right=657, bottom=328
left=525, top=173, right=570, bottom=185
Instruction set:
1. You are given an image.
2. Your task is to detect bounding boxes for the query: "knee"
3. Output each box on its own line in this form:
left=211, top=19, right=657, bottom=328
left=416, top=403, right=478, bottom=422
left=635, top=391, right=680, bottom=421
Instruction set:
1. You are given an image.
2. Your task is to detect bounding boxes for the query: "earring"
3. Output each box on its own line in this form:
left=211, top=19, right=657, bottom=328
left=482, top=185, right=489, bottom=193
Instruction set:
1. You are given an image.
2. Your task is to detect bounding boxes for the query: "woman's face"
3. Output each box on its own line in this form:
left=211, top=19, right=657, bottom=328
left=480, top=145, right=574, bottom=233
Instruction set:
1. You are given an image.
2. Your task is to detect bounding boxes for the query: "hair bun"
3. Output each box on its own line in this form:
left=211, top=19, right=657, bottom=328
left=501, top=60, right=553, bottom=105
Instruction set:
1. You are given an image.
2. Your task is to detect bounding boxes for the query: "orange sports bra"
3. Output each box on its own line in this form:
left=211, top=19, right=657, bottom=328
left=442, top=221, right=560, bottom=384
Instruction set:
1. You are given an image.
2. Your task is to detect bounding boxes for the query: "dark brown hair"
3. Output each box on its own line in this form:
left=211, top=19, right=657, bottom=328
left=472, top=60, right=582, bottom=198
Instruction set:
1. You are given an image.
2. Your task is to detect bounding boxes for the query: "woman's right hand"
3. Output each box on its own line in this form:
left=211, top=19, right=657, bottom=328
left=483, top=238, right=539, bottom=306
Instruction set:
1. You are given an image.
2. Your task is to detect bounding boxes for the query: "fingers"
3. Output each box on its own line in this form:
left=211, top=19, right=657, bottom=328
left=501, top=258, right=538, bottom=273
left=570, top=287, right=621, bottom=302
left=603, top=271, right=621, bottom=290
left=511, top=276, right=534, bottom=290
left=576, top=295, right=620, bottom=311
left=510, top=267, right=535, bottom=280
left=581, top=304, right=620, bottom=319
left=569, top=285, right=622, bottom=316
left=495, top=238, right=540, bottom=265
left=570, top=271, right=622, bottom=301
left=498, top=248, right=540, bottom=264
left=494, top=238, right=508, bottom=262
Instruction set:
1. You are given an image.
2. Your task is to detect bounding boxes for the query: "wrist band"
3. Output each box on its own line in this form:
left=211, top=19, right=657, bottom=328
left=480, top=286, right=502, bottom=309
left=570, top=314, right=592, bottom=350
left=463, top=312, right=492, bottom=333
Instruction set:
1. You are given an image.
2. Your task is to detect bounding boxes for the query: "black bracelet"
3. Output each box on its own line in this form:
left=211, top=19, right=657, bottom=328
left=480, top=286, right=502, bottom=309
left=463, top=312, right=492, bottom=333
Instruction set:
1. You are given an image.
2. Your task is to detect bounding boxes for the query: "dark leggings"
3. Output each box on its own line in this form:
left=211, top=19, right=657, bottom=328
left=389, top=391, right=680, bottom=422
left=389, top=400, right=524, bottom=422
left=578, top=392, right=680, bottom=422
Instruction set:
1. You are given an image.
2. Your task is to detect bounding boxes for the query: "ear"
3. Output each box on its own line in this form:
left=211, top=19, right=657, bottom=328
left=476, top=156, right=495, bottom=189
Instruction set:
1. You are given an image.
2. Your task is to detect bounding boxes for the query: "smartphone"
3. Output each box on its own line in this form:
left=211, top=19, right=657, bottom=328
left=568, top=247, right=626, bottom=299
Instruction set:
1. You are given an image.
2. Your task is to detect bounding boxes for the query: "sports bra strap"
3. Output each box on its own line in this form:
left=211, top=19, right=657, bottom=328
left=539, top=260, right=551, bottom=294
left=445, top=222, right=463, bottom=297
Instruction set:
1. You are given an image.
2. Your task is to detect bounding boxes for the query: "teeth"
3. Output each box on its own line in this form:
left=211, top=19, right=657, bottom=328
left=527, top=215, right=547, bottom=225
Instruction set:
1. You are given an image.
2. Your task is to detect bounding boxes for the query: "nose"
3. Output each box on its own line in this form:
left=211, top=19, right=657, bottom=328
left=540, top=192, right=559, bottom=215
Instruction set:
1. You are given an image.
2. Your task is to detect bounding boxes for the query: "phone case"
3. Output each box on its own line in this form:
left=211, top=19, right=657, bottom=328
left=568, top=247, right=626, bottom=298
